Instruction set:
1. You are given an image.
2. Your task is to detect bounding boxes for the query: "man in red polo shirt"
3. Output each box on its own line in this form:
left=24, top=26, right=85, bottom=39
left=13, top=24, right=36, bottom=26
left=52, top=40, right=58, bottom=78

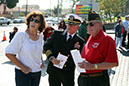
left=43, top=22, right=54, bottom=41
left=78, top=12, right=118, bottom=86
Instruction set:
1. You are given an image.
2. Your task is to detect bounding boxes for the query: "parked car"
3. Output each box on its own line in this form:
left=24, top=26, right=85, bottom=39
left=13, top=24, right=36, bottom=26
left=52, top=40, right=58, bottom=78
left=0, top=17, right=11, bottom=25
left=13, top=17, right=25, bottom=23
left=45, top=17, right=54, bottom=22
left=51, top=17, right=62, bottom=25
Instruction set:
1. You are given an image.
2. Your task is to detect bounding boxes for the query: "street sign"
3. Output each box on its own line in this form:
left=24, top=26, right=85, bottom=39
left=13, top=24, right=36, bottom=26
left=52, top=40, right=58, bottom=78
left=76, top=4, right=92, bottom=15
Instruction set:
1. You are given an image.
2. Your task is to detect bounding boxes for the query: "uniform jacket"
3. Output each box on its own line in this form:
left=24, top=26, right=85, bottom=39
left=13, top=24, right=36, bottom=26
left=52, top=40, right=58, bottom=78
left=43, top=30, right=85, bottom=74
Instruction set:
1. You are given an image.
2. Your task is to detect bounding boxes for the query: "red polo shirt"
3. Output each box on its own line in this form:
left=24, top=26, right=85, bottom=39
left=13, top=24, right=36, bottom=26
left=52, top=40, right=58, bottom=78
left=81, top=30, right=118, bottom=73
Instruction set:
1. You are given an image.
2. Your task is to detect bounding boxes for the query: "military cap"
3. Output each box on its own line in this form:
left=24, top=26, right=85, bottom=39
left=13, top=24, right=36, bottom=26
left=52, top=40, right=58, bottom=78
left=117, top=16, right=121, bottom=18
left=66, top=14, right=82, bottom=25
left=87, top=11, right=101, bottom=21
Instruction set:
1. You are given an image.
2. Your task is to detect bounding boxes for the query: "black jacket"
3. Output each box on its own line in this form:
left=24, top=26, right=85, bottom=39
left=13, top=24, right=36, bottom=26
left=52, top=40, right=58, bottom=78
left=9, top=32, right=16, bottom=43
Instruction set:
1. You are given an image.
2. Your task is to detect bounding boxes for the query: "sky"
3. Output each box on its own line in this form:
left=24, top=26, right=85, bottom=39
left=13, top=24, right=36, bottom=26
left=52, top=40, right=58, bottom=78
left=17, top=0, right=72, bottom=10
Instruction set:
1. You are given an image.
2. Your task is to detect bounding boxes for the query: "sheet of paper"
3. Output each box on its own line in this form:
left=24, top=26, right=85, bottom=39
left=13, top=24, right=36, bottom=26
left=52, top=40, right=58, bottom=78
left=70, top=50, right=86, bottom=73
left=54, top=53, right=68, bottom=69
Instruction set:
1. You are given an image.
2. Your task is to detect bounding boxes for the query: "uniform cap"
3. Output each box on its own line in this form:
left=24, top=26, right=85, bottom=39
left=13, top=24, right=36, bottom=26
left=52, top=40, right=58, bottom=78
left=87, top=12, right=101, bottom=21
left=66, top=14, right=82, bottom=25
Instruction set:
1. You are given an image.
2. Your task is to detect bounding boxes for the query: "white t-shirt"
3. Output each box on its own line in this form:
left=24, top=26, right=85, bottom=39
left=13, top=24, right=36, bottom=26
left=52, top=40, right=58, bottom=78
left=128, top=21, right=129, bottom=33
left=5, top=31, right=44, bottom=72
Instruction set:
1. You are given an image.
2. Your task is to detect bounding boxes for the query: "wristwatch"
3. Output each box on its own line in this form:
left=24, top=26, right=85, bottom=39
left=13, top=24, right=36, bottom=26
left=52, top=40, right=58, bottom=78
left=95, top=64, right=98, bottom=69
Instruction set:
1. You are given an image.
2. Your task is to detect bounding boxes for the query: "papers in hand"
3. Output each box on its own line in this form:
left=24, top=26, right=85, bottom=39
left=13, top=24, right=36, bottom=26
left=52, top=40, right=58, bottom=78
left=70, top=50, right=86, bottom=73
left=54, top=53, right=68, bottom=69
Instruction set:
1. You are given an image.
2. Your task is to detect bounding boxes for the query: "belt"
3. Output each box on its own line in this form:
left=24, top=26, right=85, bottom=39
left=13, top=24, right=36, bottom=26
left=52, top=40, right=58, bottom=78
left=80, top=72, right=103, bottom=77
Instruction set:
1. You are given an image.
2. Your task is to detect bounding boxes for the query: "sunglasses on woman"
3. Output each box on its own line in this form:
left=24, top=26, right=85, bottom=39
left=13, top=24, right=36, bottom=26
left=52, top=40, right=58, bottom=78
left=86, top=22, right=98, bottom=27
left=30, top=18, right=41, bottom=23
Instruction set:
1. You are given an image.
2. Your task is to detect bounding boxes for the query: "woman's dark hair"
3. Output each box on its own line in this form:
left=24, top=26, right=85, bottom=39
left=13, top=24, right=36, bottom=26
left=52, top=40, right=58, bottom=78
left=117, top=16, right=121, bottom=19
left=59, top=19, right=65, bottom=25
left=13, top=27, right=18, bottom=30
left=25, top=11, right=47, bottom=33
left=118, top=19, right=122, bottom=23
left=58, top=19, right=67, bottom=30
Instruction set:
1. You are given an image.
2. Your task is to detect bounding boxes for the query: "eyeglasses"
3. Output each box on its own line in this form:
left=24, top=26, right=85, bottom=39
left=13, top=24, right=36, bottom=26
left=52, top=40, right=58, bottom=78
left=86, top=22, right=98, bottom=27
left=30, top=18, right=41, bottom=23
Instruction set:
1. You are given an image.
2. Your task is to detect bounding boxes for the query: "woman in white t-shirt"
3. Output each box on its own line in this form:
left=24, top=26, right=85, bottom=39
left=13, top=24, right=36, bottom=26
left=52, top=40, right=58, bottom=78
left=5, top=11, right=47, bottom=86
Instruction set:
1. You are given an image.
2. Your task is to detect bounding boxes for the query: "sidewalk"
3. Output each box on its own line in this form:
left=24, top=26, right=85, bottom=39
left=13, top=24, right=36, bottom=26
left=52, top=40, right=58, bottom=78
left=0, top=29, right=129, bottom=86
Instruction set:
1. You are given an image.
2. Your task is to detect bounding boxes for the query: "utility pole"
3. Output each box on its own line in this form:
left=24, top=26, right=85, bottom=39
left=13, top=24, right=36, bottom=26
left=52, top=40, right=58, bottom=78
left=50, top=0, right=51, bottom=16
left=57, top=0, right=59, bottom=23
left=18, top=3, right=20, bottom=17
left=25, top=0, right=28, bottom=16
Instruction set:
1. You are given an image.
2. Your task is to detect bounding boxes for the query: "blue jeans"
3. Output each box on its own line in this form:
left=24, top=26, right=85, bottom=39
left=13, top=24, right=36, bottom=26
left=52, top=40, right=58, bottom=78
left=15, top=68, right=41, bottom=86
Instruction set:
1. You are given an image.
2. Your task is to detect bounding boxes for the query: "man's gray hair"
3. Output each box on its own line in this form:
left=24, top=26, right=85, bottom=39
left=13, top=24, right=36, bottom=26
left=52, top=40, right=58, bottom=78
left=95, top=20, right=102, bottom=22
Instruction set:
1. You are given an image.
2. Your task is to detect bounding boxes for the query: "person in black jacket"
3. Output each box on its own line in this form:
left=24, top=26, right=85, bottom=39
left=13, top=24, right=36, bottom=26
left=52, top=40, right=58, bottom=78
left=43, top=14, right=85, bottom=86
left=9, top=27, right=18, bottom=43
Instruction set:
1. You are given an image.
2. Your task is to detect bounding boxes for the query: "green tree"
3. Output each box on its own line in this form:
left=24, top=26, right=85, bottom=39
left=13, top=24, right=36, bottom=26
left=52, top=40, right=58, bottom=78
left=125, top=0, right=129, bottom=13
left=100, top=0, right=128, bottom=22
left=0, top=0, right=6, bottom=5
left=53, top=6, right=62, bottom=16
left=66, top=0, right=79, bottom=13
left=0, top=0, right=19, bottom=8
left=20, top=12, right=25, bottom=17
left=60, top=0, right=63, bottom=12
left=6, top=0, right=19, bottom=9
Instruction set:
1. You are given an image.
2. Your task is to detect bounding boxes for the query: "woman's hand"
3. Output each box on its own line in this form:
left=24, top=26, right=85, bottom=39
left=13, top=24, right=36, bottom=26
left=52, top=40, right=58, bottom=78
left=5, top=53, right=32, bottom=74
left=21, top=66, right=32, bottom=74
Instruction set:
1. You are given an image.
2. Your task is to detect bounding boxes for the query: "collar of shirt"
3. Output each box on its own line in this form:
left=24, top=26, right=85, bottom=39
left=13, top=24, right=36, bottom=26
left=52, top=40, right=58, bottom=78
left=67, top=32, right=75, bottom=40
left=91, top=30, right=103, bottom=40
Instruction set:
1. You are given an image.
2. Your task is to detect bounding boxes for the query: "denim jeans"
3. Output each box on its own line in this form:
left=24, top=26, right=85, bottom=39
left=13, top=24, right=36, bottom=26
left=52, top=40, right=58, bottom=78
left=116, top=36, right=123, bottom=48
left=15, top=68, right=41, bottom=86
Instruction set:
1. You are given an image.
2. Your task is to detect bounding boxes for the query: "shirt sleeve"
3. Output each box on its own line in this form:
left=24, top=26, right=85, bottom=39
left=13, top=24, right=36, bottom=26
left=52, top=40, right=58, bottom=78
left=40, top=33, right=44, bottom=53
left=5, top=32, right=26, bottom=54
left=43, top=31, right=57, bottom=59
left=102, top=36, right=118, bottom=63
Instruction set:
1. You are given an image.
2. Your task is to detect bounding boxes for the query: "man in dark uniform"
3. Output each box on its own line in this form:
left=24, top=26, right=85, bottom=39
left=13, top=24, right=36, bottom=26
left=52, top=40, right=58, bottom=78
left=43, top=14, right=85, bottom=86
left=78, top=12, right=118, bottom=86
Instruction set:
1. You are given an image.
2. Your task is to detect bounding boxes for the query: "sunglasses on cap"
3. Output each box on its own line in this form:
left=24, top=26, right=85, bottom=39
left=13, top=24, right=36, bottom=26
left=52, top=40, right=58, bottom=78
left=30, top=18, right=41, bottom=23
left=86, top=22, right=98, bottom=27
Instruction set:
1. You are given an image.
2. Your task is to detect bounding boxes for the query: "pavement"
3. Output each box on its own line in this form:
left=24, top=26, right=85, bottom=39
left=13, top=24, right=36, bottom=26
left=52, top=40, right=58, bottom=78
left=0, top=29, right=129, bottom=86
